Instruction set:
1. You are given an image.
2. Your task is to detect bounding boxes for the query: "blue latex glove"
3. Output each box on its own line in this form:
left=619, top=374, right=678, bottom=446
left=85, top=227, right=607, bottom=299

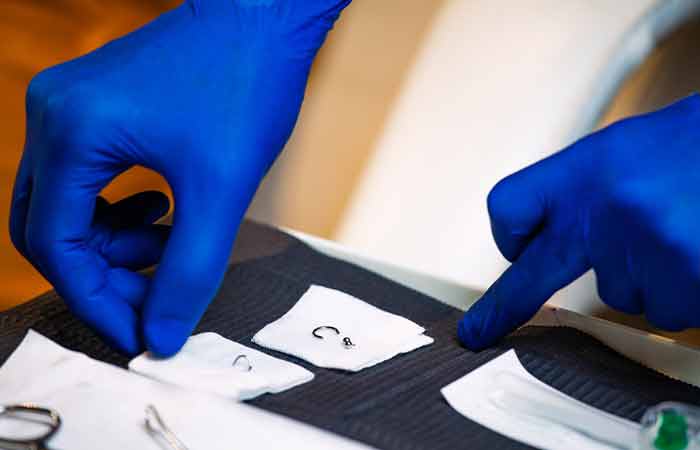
left=459, top=95, right=700, bottom=350
left=9, top=0, right=351, bottom=356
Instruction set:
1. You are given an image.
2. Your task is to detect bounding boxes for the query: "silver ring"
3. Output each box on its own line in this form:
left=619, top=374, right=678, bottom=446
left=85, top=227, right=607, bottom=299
left=312, top=326, right=340, bottom=339
left=232, top=354, right=253, bottom=372
left=0, top=404, right=61, bottom=446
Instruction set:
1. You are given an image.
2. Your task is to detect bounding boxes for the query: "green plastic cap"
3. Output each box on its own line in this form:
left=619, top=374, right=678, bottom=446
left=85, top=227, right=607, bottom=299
left=655, top=410, right=689, bottom=450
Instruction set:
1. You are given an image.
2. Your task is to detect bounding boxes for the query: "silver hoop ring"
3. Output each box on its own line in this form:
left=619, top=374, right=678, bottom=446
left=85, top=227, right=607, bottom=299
left=232, top=354, right=253, bottom=372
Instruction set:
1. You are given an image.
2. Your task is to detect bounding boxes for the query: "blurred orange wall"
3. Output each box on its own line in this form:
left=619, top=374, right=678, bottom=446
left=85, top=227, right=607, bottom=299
left=0, top=1, right=176, bottom=309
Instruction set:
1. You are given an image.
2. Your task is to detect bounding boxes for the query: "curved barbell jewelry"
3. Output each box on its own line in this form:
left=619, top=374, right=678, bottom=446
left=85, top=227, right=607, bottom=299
left=233, top=354, right=253, bottom=372
left=312, top=326, right=355, bottom=349
left=312, top=326, right=340, bottom=339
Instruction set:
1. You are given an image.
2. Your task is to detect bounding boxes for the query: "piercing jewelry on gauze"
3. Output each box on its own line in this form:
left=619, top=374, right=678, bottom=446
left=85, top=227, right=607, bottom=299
left=233, top=354, right=253, bottom=372
left=312, top=326, right=356, bottom=349
left=342, top=337, right=356, bottom=349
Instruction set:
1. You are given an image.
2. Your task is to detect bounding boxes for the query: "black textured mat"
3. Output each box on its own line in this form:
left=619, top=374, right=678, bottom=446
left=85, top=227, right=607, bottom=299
left=2, top=221, right=700, bottom=450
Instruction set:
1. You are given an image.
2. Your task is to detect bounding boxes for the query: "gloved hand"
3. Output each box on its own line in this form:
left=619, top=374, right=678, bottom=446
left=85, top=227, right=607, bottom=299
left=459, top=95, right=700, bottom=350
left=9, top=0, right=351, bottom=356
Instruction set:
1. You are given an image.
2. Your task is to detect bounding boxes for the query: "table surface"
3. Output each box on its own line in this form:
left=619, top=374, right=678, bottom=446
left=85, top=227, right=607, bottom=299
left=289, top=227, right=700, bottom=389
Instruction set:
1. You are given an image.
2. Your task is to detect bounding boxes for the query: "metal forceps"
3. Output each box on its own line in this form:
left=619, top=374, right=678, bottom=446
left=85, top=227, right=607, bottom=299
left=145, top=405, right=189, bottom=450
left=0, top=404, right=61, bottom=450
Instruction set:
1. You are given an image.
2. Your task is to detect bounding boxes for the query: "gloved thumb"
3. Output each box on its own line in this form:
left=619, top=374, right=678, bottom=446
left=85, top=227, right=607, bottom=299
left=142, top=172, right=250, bottom=357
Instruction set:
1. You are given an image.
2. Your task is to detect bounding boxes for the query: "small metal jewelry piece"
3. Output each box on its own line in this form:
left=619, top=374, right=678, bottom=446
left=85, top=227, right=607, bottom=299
left=312, top=326, right=356, bottom=350
left=233, top=354, right=253, bottom=372
left=0, top=403, right=62, bottom=449
left=312, top=325, right=340, bottom=339
left=145, top=405, right=190, bottom=450
left=342, top=337, right=356, bottom=349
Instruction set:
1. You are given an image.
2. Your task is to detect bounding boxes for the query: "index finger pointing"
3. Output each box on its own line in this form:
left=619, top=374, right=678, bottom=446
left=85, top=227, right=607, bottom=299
left=458, top=228, right=589, bottom=351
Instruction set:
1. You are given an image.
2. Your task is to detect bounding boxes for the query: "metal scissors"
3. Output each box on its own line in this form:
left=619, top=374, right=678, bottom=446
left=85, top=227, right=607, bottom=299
left=0, top=404, right=61, bottom=450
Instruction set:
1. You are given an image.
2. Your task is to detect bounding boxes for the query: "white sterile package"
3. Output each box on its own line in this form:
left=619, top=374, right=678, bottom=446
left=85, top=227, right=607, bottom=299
left=441, top=350, right=640, bottom=450
left=252, top=285, right=433, bottom=372
left=0, top=330, right=373, bottom=450
left=129, top=332, right=314, bottom=400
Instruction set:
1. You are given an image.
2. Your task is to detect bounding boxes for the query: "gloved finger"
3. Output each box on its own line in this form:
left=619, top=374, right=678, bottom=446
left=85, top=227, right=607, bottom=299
left=458, top=227, right=589, bottom=351
left=311, top=0, right=352, bottom=17
left=94, top=196, right=111, bottom=219
left=92, top=224, right=171, bottom=271
left=9, top=152, right=33, bottom=260
left=588, top=210, right=643, bottom=315
left=233, top=0, right=351, bottom=18
left=94, top=191, right=170, bottom=229
left=142, top=176, right=248, bottom=357
left=90, top=192, right=170, bottom=270
left=487, top=170, right=547, bottom=262
left=105, top=268, right=151, bottom=309
left=642, top=235, right=700, bottom=331
left=644, top=265, right=698, bottom=331
left=26, top=165, right=144, bottom=355
left=283, top=0, right=353, bottom=55
left=594, top=270, right=642, bottom=315
left=487, top=135, right=595, bottom=263
left=589, top=230, right=644, bottom=314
